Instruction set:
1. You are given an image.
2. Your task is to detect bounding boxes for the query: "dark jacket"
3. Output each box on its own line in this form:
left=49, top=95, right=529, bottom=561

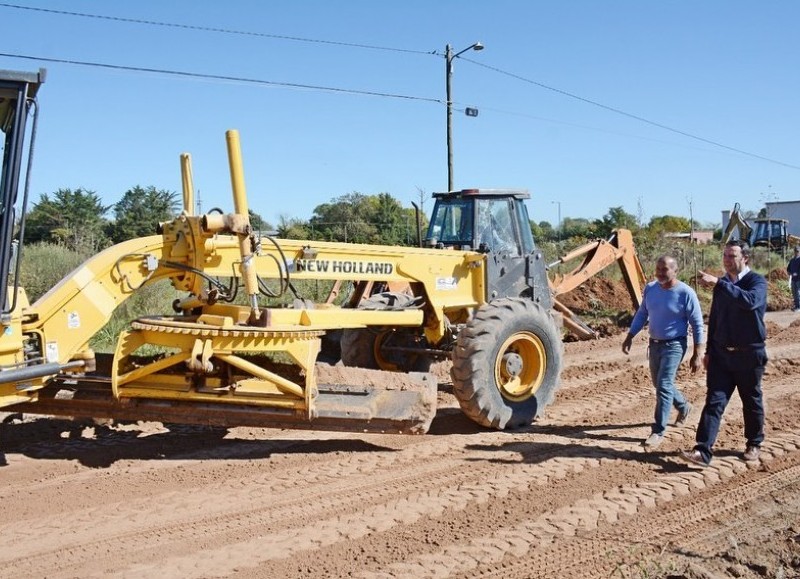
left=707, top=270, right=767, bottom=352
left=788, top=256, right=800, bottom=278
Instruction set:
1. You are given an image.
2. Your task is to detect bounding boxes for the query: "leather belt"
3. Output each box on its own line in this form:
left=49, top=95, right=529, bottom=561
left=649, top=337, right=684, bottom=344
left=723, top=344, right=765, bottom=352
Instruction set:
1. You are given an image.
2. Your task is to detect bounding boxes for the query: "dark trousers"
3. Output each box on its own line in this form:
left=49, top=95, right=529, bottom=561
left=694, top=347, right=767, bottom=463
left=792, top=277, right=800, bottom=309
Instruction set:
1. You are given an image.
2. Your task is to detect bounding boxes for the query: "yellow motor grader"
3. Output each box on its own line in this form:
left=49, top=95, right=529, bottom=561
left=0, top=68, right=644, bottom=434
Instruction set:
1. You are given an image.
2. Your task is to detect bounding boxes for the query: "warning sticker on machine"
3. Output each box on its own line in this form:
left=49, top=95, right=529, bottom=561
left=46, top=342, right=59, bottom=363
left=67, top=311, right=80, bottom=329
left=436, top=277, right=458, bottom=291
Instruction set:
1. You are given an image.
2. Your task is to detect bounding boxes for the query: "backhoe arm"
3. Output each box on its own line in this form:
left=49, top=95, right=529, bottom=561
left=548, top=229, right=646, bottom=339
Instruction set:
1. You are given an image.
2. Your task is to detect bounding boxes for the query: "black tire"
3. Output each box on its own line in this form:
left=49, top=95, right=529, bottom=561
left=340, top=328, right=383, bottom=369
left=340, top=292, right=430, bottom=372
left=451, top=298, right=562, bottom=429
left=318, top=329, right=343, bottom=365
left=340, top=327, right=431, bottom=372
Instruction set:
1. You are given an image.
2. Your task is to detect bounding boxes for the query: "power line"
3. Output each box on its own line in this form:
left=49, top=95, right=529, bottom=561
left=3, top=0, right=797, bottom=171
left=465, top=57, right=800, bottom=171
left=0, top=52, right=443, bottom=105
left=0, top=2, right=434, bottom=56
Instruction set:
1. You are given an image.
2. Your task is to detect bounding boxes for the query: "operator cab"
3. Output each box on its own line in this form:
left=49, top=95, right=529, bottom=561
left=425, top=188, right=535, bottom=256
left=426, top=189, right=549, bottom=305
left=0, top=68, right=46, bottom=315
left=752, top=218, right=788, bottom=249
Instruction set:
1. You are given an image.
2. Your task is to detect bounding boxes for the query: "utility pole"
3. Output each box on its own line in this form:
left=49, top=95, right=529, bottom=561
left=445, top=42, right=483, bottom=191
left=551, top=201, right=562, bottom=246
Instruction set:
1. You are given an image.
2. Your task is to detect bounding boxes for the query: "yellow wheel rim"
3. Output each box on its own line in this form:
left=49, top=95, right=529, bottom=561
left=494, top=331, right=546, bottom=401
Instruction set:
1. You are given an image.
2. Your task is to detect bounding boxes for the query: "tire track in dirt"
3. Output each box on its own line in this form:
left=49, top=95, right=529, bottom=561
left=48, top=387, right=787, bottom=579
left=264, top=364, right=793, bottom=577
left=358, top=432, right=800, bottom=579
left=0, top=395, right=665, bottom=577
left=0, top=425, right=622, bottom=578
left=469, top=453, right=800, bottom=578
left=2, top=328, right=799, bottom=578
left=0, top=347, right=660, bottom=556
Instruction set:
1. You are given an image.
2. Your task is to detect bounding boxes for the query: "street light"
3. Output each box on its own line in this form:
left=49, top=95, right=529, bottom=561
left=551, top=201, right=562, bottom=245
left=446, top=41, right=484, bottom=191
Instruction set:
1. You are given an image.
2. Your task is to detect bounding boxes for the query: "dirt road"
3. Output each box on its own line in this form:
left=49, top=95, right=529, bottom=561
left=2, top=313, right=800, bottom=579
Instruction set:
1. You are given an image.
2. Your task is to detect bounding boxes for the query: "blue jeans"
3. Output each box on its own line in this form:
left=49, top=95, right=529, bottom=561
left=792, top=276, right=800, bottom=309
left=648, top=337, right=689, bottom=436
left=694, top=346, right=766, bottom=463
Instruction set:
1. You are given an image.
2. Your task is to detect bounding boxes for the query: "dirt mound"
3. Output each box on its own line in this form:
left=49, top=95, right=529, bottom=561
left=557, top=277, right=638, bottom=314
left=558, top=272, right=793, bottom=316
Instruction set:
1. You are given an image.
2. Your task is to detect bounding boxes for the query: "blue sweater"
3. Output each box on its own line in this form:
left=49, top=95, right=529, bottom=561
left=708, top=270, right=767, bottom=349
left=629, top=280, right=705, bottom=343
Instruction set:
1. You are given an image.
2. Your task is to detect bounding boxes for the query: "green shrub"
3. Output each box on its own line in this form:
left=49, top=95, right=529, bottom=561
left=90, top=280, right=179, bottom=353
left=19, top=242, right=91, bottom=303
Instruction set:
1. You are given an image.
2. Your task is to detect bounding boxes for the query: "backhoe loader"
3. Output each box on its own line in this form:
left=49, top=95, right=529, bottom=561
left=723, top=202, right=800, bottom=250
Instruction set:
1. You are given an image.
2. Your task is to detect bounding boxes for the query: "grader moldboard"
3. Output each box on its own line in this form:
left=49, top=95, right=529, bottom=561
left=0, top=68, right=644, bottom=435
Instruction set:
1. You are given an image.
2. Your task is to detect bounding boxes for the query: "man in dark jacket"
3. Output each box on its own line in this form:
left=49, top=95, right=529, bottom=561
left=787, top=246, right=800, bottom=311
left=679, top=240, right=767, bottom=467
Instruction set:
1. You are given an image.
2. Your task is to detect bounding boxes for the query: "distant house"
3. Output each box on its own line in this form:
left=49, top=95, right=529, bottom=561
left=764, top=200, right=800, bottom=237
left=663, top=231, right=714, bottom=244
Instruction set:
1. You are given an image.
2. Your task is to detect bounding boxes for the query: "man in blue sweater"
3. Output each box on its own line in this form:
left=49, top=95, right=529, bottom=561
left=622, top=255, right=705, bottom=449
left=680, top=240, right=768, bottom=467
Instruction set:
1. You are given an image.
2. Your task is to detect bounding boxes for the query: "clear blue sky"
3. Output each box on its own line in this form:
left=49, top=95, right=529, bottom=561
left=2, top=1, right=798, bottom=229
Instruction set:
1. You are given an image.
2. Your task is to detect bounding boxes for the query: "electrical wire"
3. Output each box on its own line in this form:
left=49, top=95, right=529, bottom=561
left=463, top=57, right=800, bottom=171
left=0, top=52, right=442, bottom=105
left=0, top=2, right=433, bottom=55
left=1, top=2, right=796, bottom=171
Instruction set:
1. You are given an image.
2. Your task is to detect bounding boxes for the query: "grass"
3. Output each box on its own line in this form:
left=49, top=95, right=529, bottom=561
left=19, top=236, right=794, bottom=355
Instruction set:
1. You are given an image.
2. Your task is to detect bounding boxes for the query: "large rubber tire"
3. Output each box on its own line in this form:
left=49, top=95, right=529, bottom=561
left=340, top=327, right=431, bottom=372
left=451, top=298, right=562, bottom=430
left=340, top=292, right=431, bottom=372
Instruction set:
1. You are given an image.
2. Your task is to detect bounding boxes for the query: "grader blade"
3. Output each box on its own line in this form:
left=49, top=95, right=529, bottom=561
left=313, top=366, right=437, bottom=433
left=8, top=366, right=438, bottom=435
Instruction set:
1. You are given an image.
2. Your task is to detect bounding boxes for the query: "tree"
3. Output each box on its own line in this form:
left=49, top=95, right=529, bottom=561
left=248, top=209, right=273, bottom=234
left=561, top=217, right=595, bottom=239
left=305, top=191, right=420, bottom=246
left=276, top=214, right=310, bottom=239
left=647, top=215, right=694, bottom=235
left=593, top=206, right=638, bottom=238
left=532, top=220, right=554, bottom=242
left=24, top=188, right=110, bottom=253
left=109, top=186, right=180, bottom=243
left=368, top=192, right=408, bottom=245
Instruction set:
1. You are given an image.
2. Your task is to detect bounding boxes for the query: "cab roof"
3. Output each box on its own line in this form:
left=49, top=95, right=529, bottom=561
left=432, top=188, right=530, bottom=200
left=0, top=68, right=46, bottom=132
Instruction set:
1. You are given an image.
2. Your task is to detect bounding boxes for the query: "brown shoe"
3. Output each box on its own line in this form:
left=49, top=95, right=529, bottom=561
left=742, top=445, right=760, bottom=462
left=675, top=402, right=693, bottom=426
left=678, top=449, right=708, bottom=467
